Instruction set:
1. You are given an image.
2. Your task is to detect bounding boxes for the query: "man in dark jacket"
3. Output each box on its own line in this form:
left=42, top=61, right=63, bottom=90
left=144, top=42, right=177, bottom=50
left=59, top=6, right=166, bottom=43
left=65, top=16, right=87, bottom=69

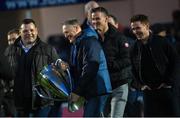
left=5, top=19, right=59, bottom=116
left=130, top=14, right=180, bottom=116
left=62, top=19, right=112, bottom=117
left=0, top=28, right=20, bottom=117
left=0, top=48, right=15, bottom=117
left=91, top=7, right=133, bottom=117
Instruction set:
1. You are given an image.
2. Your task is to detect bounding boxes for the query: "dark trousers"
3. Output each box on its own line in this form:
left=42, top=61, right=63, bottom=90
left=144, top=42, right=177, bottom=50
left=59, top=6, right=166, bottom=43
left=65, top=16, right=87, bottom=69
left=15, top=99, right=51, bottom=117
left=83, top=95, right=109, bottom=117
left=172, top=86, right=180, bottom=116
left=143, top=88, right=176, bottom=117
left=16, top=106, right=51, bottom=117
left=48, top=101, right=62, bottom=117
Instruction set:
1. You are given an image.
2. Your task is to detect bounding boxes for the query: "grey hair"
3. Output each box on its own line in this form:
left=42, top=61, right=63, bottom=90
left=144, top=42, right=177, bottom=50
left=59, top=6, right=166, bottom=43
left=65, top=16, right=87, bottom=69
left=84, top=0, right=99, bottom=14
left=63, top=19, right=80, bottom=26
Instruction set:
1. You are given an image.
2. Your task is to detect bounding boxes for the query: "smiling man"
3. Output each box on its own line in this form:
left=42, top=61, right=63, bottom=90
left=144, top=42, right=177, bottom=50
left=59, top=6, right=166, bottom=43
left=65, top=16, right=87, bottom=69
left=130, top=14, right=180, bottom=116
left=6, top=19, right=59, bottom=116
left=62, top=19, right=112, bottom=117
left=91, top=7, right=132, bottom=117
left=7, top=29, right=20, bottom=45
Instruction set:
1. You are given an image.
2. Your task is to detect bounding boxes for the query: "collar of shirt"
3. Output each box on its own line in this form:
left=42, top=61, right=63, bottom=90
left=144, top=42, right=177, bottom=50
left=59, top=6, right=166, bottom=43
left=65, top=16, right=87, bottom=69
left=20, top=40, right=35, bottom=53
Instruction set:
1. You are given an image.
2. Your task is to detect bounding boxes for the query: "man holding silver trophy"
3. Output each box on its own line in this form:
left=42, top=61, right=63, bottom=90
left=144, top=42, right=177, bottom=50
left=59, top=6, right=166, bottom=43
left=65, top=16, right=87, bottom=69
left=59, top=19, right=112, bottom=117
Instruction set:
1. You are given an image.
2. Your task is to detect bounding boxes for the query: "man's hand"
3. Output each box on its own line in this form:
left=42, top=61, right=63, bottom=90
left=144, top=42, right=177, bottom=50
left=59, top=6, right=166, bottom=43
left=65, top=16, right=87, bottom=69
left=59, top=61, right=69, bottom=71
left=141, top=85, right=152, bottom=91
left=157, top=83, right=172, bottom=89
left=69, top=92, right=80, bottom=102
left=52, top=60, right=69, bottom=71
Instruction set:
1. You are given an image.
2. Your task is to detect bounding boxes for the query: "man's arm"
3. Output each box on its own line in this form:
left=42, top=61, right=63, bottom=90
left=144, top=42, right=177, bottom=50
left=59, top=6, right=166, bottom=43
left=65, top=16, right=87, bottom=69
left=164, top=40, right=180, bottom=86
left=108, top=35, right=131, bottom=72
left=73, top=37, right=100, bottom=96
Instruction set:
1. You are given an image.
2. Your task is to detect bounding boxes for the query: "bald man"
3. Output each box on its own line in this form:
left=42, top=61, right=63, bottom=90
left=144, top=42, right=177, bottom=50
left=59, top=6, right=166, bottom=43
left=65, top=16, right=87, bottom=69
left=81, top=1, right=99, bottom=38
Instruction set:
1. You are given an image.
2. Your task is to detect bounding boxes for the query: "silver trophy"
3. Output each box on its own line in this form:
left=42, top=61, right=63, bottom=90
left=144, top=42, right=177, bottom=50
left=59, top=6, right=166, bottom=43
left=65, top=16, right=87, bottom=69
left=35, top=59, right=85, bottom=112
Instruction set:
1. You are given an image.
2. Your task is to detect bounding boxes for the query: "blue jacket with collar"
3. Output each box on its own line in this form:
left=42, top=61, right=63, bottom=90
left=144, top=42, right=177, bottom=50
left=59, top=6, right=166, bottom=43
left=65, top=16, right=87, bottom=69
left=70, top=31, right=112, bottom=99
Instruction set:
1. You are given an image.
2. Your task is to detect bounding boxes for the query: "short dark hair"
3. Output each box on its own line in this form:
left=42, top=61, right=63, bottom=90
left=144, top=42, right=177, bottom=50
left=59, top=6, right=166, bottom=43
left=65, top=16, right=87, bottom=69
left=8, top=28, right=19, bottom=35
left=21, top=18, right=37, bottom=27
left=109, top=14, right=118, bottom=24
left=91, top=7, right=109, bottom=16
left=63, top=19, right=80, bottom=26
left=130, top=14, right=149, bottom=24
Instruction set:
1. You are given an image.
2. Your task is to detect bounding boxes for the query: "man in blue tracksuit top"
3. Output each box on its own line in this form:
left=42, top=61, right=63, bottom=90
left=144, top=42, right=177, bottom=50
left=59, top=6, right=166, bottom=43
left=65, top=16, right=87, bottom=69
left=61, top=19, right=112, bottom=117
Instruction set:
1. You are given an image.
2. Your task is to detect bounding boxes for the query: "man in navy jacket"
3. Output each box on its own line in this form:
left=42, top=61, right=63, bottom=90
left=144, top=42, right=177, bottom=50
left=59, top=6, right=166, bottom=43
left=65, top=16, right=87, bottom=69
left=61, top=19, right=112, bottom=117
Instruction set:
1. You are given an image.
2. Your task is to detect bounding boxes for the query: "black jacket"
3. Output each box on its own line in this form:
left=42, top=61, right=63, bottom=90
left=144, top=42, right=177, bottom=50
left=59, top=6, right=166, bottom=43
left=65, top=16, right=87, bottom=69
left=99, top=24, right=133, bottom=89
left=131, top=34, right=180, bottom=90
left=5, top=37, right=59, bottom=109
left=0, top=47, right=13, bottom=80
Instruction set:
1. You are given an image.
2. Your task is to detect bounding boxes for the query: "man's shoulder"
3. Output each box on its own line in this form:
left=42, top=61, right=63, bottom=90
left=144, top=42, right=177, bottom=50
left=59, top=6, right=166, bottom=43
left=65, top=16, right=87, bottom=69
left=84, top=34, right=98, bottom=41
left=4, top=45, right=13, bottom=56
left=38, top=40, right=53, bottom=48
left=79, top=35, right=100, bottom=49
left=108, top=26, right=127, bottom=41
left=35, top=40, right=55, bottom=53
left=152, top=34, right=164, bottom=40
left=150, top=34, right=168, bottom=45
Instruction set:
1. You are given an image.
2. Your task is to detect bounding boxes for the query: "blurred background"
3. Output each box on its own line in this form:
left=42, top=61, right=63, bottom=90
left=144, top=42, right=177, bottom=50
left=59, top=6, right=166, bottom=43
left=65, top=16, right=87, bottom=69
left=0, top=0, right=179, bottom=51
left=0, top=0, right=179, bottom=116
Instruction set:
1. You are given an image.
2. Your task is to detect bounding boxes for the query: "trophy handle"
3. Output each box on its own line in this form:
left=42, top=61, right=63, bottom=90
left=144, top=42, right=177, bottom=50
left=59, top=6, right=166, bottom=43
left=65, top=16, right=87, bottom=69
left=33, top=85, right=66, bottom=102
left=66, top=69, right=73, bottom=91
left=55, top=59, right=73, bottom=91
left=55, top=59, right=85, bottom=112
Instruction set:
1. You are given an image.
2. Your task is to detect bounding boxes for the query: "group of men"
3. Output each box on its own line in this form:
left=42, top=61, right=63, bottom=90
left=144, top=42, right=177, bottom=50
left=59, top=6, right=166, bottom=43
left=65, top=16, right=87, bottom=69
left=1, top=0, right=180, bottom=117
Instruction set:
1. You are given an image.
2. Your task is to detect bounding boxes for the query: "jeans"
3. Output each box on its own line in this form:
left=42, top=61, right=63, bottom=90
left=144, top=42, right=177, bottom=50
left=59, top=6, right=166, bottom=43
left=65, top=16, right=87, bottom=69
left=110, top=83, right=128, bottom=117
left=124, top=88, right=144, bottom=117
left=83, top=95, right=109, bottom=117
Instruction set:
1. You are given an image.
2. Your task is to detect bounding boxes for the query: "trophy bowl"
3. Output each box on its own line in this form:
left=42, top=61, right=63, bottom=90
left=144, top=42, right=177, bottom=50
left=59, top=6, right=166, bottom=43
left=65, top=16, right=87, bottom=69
left=36, top=64, right=85, bottom=112
left=37, top=65, right=70, bottom=100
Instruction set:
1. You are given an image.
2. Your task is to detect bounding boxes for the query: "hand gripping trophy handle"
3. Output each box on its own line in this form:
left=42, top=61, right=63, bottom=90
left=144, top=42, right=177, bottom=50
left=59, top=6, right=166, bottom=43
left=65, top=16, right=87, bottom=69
left=55, top=59, right=73, bottom=91
left=55, top=59, right=85, bottom=112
